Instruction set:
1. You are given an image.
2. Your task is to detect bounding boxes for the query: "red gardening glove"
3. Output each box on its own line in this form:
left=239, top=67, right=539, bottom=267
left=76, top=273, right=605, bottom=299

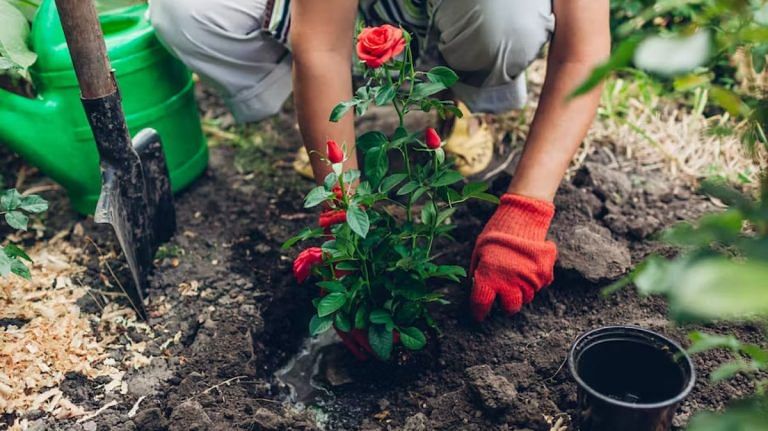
left=470, top=193, right=557, bottom=321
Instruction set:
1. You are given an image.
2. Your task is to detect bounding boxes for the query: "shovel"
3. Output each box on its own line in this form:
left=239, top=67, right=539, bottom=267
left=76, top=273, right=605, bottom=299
left=54, top=0, right=176, bottom=320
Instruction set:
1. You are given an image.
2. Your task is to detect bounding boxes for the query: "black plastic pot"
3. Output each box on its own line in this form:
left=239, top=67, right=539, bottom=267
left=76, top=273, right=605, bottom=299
left=568, top=326, right=696, bottom=431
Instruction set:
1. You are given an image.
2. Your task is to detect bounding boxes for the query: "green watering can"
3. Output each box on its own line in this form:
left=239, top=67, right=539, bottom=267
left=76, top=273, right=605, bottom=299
left=0, top=0, right=208, bottom=215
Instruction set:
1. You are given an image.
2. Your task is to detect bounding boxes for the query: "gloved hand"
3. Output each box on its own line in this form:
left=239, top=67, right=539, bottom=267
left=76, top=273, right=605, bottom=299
left=470, top=193, right=557, bottom=321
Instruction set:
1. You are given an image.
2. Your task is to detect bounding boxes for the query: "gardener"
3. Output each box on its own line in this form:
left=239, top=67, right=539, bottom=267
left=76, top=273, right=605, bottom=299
left=149, top=0, right=610, bottom=321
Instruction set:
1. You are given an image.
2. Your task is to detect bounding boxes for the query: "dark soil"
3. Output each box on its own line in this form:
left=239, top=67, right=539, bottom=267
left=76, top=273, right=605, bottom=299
left=1, top=86, right=762, bottom=431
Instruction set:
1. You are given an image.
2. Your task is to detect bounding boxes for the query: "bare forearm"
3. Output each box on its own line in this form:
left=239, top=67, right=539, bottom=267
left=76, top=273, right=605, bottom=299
left=292, top=54, right=357, bottom=183
left=508, top=60, right=602, bottom=201
left=290, top=0, right=358, bottom=184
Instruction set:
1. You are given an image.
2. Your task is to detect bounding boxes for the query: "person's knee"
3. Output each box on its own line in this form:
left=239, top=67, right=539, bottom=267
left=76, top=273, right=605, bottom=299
left=148, top=0, right=208, bottom=56
left=438, top=0, right=553, bottom=81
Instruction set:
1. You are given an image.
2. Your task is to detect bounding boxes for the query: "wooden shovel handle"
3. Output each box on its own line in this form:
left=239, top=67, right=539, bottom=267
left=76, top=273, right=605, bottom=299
left=54, top=0, right=115, bottom=99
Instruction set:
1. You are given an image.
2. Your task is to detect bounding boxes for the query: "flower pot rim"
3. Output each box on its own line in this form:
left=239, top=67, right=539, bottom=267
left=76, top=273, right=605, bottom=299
left=568, top=325, right=696, bottom=410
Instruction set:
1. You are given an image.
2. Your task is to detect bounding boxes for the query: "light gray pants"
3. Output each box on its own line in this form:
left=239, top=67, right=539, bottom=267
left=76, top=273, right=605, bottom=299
left=148, top=0, right=554, bottom=123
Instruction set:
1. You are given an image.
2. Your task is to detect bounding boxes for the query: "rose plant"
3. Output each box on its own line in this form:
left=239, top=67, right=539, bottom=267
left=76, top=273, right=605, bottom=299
left=283, top=26, right=498, bottom=361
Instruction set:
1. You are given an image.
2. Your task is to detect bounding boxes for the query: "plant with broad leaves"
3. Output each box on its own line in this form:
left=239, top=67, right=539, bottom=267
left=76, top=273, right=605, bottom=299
left=0, top=188, right=48, bottom=280
left=592, top=2, right=768, bottom=427
left=283, top=26, right=497, bottom=361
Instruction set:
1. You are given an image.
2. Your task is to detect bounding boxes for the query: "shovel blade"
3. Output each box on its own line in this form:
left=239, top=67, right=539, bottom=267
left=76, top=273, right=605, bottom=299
left=95, top=168, right=150, bottom=320
left=85, top=91, right=177, bottom=321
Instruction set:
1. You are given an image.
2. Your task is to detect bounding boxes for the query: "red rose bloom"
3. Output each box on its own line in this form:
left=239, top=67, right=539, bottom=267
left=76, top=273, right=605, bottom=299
left=356, top=25, right=406, bottom=68
left=425, top=128, right=442, bottom=149
left=319, top=209, right=347, bottom=229
left=327, top=140, right=344, bottom=164
left=293, top=247, right=324, bottom=283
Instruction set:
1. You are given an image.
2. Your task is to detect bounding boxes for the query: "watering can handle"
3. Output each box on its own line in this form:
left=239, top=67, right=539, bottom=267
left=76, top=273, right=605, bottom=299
left=53, top=0, right=114, bottom=99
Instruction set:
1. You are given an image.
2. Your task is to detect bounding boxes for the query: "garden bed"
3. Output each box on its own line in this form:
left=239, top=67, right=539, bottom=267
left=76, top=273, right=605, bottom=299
left=0, top=86, right=763, bottom=431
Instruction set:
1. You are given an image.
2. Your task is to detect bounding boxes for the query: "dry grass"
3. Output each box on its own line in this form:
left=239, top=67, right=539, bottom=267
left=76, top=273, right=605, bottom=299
left=0, top=238, right=153, bottom=429
left=497, top=58, right=763, bottom=185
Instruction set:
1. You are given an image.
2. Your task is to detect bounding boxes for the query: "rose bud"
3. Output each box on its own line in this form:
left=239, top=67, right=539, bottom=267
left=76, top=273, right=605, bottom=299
left=425, top=128, right=442, bottom=149
left=319, top=209, right=347, bottom=229
left=327, top=140, right=344, bottom=164
left=332, top=185, right=344, bottom=201
left=293, top=247, right=324, bottom=283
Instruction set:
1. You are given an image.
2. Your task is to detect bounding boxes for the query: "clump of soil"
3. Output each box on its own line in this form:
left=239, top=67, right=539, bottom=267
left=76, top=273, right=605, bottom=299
left=0, top=86, right=762, bottom=431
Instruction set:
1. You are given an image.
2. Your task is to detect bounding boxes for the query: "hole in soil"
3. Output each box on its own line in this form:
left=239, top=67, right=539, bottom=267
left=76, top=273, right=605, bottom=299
left=274, top=331, right=337, bottom=405
left=577, top=339, right=686, bottom=404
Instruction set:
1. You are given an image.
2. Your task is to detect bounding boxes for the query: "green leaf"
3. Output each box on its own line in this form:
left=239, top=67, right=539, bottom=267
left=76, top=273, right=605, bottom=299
left=5, top=210, right=28, bottom=231
left=462, top=182, right=488, bottom=197
left=633, top=255, right=675, bottom=296
left=330, top=101, right=356, bottom=122
left=375, top=84, right=397, bottom=106
left=673, top=73, right=712, bottom=92
left=354, top=305, right=368, bottom=329
left=668, top=258, right=768, bottom=321
left=357, top=131, right=388, bottom=153
left=570, top=36, right=641, bottom=98
left=394, top=302, right=421, bottom=326
left=0, top=1, right=37, bottom=70
left=411, top=82, right=446, bottom=99
left=368, top=324, right=394, bottom=360
left=687, top=399, right=768, bottom=431
left=710, top=86, right=751, bottom=118
left=432, top=170, right=463, bottom=187
left=342, top=170, right=361, bottom=185
left=0, top=188, right=21, bottom=211
left=420, top=201, right=437, bottom=226
left=399, top=326, right=427, bottom=351
left=317, top=280, right=346, bottom=293
left=334, top=312, right=352, bottom=332
left=3, top=243, right=30, bottom=261
left=688, top=332, right=742, bottom=355
left=0, top=247, right=11, bottom=277
left=335, top=261, right=358, bottom=271
left=317, top=292, right=347, bottom=317
left=309, top=314, right=334, bottom=336
left=436, top=207, right=457, bottom=225
left=304, top=186, right=333, bottom=208
left=411, top=187, right=427, bottom=204
left=19, top=194, right=47, bottom=213
left=426, top=66, right=459, bottom=87
left=369, top=309, right=394, bottom=326
left=379, top=173, right=408, bottom=193
left=282, top=227, right=325, bottom=249
left=710, top=361, right=752, bottom=382
left=431, top=265, right=466, bottom=282
left=397, top=181, right=420, bottom=196
left=472, top=193, right=500, bottom=204
left=364, top=147, right=388, bottom=188
left=10, top=259, right=30, bottom=280
left=324, top=172, right=338, bottom=191
left=346, top=205, right=370, bottom=238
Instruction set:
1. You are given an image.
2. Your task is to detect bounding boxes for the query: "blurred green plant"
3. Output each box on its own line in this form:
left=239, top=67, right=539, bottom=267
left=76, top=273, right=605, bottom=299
left=586, top=0, right=768, bottom=149
left=0, top=0, right=145, bottom=83
left=598, top=1, right=768, bottom=429
left=0, top=188, right=48, bottom=280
